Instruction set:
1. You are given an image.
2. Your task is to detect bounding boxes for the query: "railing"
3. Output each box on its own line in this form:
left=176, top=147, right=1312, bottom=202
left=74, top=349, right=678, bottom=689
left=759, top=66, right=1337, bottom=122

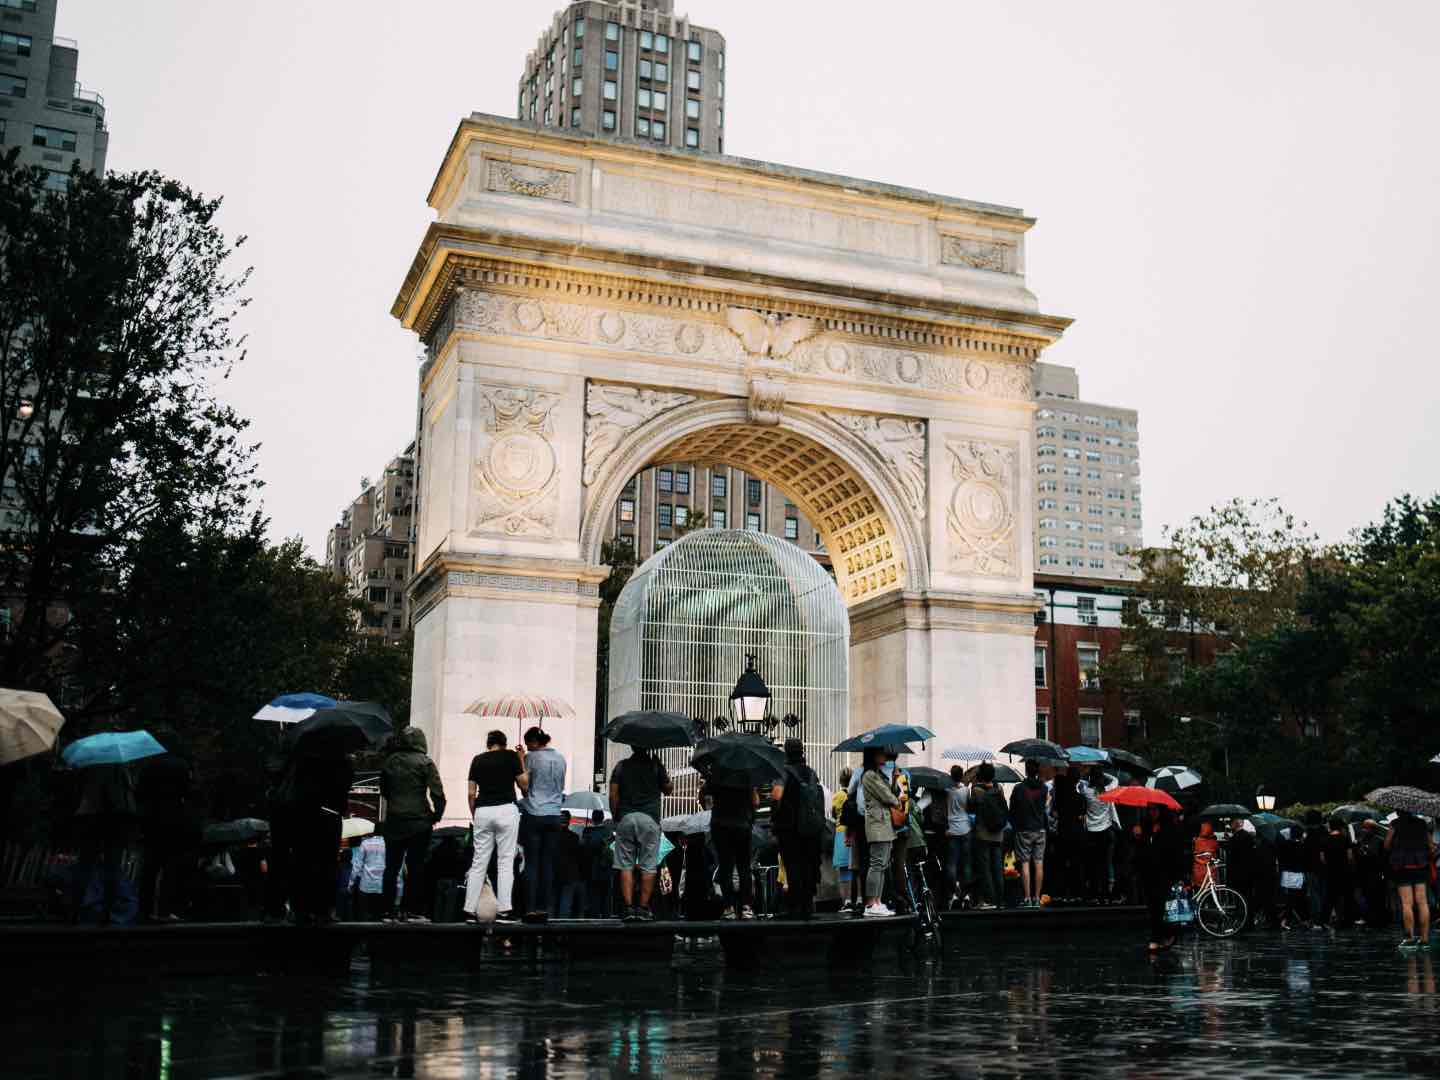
left=73, top=84, right=104, bottom=106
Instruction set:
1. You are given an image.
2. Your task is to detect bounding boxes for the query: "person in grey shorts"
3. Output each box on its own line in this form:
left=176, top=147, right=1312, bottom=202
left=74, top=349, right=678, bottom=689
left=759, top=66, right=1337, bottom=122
left=608, top=747, right=671, bottom=921
left=1009, top=761, right=1050, bottom=908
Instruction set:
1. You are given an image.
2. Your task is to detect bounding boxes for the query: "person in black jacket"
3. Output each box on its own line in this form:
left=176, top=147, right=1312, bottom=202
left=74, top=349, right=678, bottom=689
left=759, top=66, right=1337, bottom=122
left=770, top=739, right=823, bottom=919
left=1134, top=804, right=1184, bottom=951
left=267, top=733, right=353, bottom=925
left=379, top=727, right=446, bottom=923
left=136, top=734, right=199, bottom=923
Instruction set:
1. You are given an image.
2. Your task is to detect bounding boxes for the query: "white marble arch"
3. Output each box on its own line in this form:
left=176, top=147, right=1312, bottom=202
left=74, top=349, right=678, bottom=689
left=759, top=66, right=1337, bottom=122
left=579, top=396, right=931, bottom=606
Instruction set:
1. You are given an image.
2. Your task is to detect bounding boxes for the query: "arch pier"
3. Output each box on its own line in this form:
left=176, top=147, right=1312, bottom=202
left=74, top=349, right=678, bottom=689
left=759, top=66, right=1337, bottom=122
left=393, top=115, right=1071, bottom=816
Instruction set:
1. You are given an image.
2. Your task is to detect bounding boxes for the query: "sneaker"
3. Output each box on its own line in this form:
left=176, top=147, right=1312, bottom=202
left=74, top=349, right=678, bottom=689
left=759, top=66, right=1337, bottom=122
left=721, top=906, right=736, bottom=921
left=1399, top=938, right=1419, bottom=950
left=621, top=907, right=640, bottom=922
left=495, top=910, right=518, bottom=923
left=864, top=904, right=895, bottom=918
left=740, top=906, right=755, bottom=921
left=1420, top=941, right=1433, bottom=952
left=407, top=915, right=430, bottom=925
left=635, top=908, right=654, bottom=922
left=381, top=913, right=399, bottom=924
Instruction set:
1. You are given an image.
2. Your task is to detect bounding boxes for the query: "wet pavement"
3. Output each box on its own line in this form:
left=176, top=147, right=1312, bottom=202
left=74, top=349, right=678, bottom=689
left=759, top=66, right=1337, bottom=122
left=8, top=928, right=1439, bottom=1078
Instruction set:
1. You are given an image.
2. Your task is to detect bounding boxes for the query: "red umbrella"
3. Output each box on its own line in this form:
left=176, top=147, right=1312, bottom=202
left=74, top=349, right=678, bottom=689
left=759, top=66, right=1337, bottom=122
left=1100, top=785, right=1181, bottom=811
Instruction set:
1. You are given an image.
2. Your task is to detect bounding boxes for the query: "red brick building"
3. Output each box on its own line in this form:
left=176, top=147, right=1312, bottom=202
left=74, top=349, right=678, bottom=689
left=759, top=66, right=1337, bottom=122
left=1032, top=573, right=1222, bottom=748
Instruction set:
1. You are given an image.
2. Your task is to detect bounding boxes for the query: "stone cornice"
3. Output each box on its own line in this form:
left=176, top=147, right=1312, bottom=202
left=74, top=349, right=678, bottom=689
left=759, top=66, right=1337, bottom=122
left=409, top=551, right=609, bottom=624
left=396, top=235, right=1069, bottom=358
left=427, top=114, right=1038, bottom=232
left=849, top=589, right=1041, bottom=644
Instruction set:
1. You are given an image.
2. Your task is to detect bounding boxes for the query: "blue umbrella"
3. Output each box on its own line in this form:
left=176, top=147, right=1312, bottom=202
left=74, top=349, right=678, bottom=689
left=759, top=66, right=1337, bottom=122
left=832, top=724, right=936, bottom=753
left=62, top=730, right=167, bottom=768
left=253, top=692, right=338, bottom=724
left=1064, top=745, right=1110, bottom=764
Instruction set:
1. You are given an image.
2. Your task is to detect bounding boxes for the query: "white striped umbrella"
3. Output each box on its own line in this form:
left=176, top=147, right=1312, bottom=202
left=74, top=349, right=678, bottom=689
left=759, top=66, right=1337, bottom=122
left=1146, top=764, right=1204, bottom=796
left=0, top=689, right=65, bottom=766
left=465, top=694, right=576, bottom=731
left=940, top=743, right=996, bottom=762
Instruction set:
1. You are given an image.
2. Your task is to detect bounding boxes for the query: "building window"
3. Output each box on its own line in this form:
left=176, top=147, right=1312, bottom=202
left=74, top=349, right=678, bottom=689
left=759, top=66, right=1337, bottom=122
left=0, top=73, right=28, bottom=98
left=639, top=58, right=652, bottom=80
left=1035, top=711, right=1049, bottom=740
left=41, top=170, right=68, bottom=193
left=619, top=498, right=635, bottom=523
left=675, top=506, right=689, bottom=527
left=571, top=106, right=582, bottom=127
left=652, top=91, right=668, bottom=111
left=1034, top=645, right=1046, bottom=688
left=1076, top=596, right=1095, bottom=617
left=746, top=478, right=761, bottom=504
left=605, top=21, right=620, bottom=41
left=605, top=50, right=619, bottom=71
left=658, top=468, right=673, bottom=493
left=655, top=34, right=669, bottom=54
left=0, top=1, right=38, bottom=10
left=652, top=121, right=666, bottom=140
left=653, top=61, right=669, bottom=82
left=1039, top=554, right=1059, bottom=567
left=815, top=533, right=825, bottom=550
left=1079, top=711, right=1103, bottom=747
left=574, top=18, right=585, bottom=39
left=711, top=509, right=726, bottom=528
left=573, top=76, right=583, bottom=96
left=711, top=474, right=727, bottom=497
left=636, top=116, right=650, bottom=137
left=687, top=70, right=701, bottom=91
left=1125, top=710, right=1145, bottom=740
left=686, top=98, right=700, bottom=119
left=674, top=470, right=690, bottom=494
left=368, top=586, right=388, bottom=603
left=746, top=512, right=761, bottom=531
left=1078, top=645, right=1101, bottom=691
left=784, top=517, right=799, bottom=540
left=1166, top=648, right=1187, bottom=686
left=602, top=110, right=616, bottom=130
left=718, top=51, right=725, bottom=70
left=687, top=40, right=702, bottom=62
left=685, top=128, right=699, bottom=148
left=32, top=125, right=77, bottom=153
left=638, top=88, right=652, bottom=109
left=658, top=503, right=672, bottom=528
left=0, top=32, right=31, bottom=57
left=640, top=30, right=654, bottom=50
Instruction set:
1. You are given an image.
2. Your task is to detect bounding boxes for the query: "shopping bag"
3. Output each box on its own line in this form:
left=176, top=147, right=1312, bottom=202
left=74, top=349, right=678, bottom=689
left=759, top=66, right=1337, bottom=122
left=1279, top=870, right=1305, bottom=891
left=471, top=880, right=499, bottom=923
left=1164, top=887, right=1195, bottom=924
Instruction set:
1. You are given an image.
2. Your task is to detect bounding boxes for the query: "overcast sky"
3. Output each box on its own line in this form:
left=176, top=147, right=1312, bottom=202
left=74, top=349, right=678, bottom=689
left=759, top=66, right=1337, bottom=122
left=60, top=0, right=1440, bottom=556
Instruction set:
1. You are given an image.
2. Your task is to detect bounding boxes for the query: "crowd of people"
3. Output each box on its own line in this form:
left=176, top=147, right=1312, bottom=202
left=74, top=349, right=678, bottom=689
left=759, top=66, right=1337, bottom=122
left=20, top=724, right=1440, bottom=949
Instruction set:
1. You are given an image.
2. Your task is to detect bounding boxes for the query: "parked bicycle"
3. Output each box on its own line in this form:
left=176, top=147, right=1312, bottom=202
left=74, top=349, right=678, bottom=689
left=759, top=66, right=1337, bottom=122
left=898, top=852, right=943, bottom=952
left=1192, top=852, right=1248, bottom=938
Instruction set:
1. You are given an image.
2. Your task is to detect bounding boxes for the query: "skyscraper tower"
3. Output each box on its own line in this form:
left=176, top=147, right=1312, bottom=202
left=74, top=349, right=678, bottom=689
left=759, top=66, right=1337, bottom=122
left=518, top=1, right=726, bottom=154
left=0, top=0, right=108, bottom=189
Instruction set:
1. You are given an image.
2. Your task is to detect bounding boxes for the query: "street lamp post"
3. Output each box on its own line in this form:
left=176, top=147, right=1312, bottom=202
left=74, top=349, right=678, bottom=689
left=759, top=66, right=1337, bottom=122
left=728, top=654, right=774, bottom=738
left=1256, top=784, right=1277, bottom=812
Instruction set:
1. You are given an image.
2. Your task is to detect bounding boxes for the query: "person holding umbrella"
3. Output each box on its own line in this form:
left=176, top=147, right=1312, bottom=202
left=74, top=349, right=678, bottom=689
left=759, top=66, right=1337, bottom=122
left=1133, top=802, right=1185, bottom=951
left=67, top=744, right=140, bottom=923
left=698, top=770, right=759, bottom=921
left=770, top=738, right=826, bottom=920
left=608, top=744, right=673, bottom=922
left=1008, top=761, right=1049, bottom=909
left=463, top=730, right=528, bottom=923
left=861, top=746, right=901, bottom=917
left=268, top=729, right=355, bottom=926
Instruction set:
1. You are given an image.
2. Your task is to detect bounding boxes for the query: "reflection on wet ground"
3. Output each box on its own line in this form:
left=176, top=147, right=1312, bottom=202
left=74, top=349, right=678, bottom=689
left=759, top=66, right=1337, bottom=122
left=8, top=930, right=1439, bottom=1078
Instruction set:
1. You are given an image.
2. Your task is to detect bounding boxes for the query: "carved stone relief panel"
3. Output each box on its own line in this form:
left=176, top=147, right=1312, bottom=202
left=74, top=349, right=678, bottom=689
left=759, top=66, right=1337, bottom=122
left=582, top=383, right=695, bottom=485
left=445, top=287, right=1033, bottom=403
left=945, top=438, right=1020, bottom=578
left=828, top=413, right=927, bottom=521
left=471, top=384, right=562, bottom=537
left=940, top=234, right=1018, bottom=274
left=485, top=158, right=575, bottom=203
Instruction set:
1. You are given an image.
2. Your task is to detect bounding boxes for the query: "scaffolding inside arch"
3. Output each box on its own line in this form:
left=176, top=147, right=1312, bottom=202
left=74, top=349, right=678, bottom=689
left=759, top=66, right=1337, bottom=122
left=608, top=529, right=850, bottom=818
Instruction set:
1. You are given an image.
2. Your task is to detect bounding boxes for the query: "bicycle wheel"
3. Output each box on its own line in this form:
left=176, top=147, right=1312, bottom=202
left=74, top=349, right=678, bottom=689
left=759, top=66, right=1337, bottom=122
left=1197, top=885, right=1248, bottom=938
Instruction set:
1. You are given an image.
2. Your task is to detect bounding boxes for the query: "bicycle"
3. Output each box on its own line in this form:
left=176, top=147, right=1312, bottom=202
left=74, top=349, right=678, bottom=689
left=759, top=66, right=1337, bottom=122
left=1192, top=852, right=1248, bottom=938
left=899, top=852, right=943, bottom=952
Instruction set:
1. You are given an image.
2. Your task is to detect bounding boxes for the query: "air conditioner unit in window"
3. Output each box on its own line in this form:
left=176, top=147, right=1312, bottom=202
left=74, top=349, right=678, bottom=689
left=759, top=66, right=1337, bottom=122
left=1079, top=614, right=1099, bottom=626
left=1034, top=610, right=1047, bottom=625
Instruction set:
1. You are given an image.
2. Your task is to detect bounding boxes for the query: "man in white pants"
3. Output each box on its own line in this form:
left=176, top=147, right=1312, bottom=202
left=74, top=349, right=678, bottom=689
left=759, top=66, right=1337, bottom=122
left=463, top=730, right=528, bottom=922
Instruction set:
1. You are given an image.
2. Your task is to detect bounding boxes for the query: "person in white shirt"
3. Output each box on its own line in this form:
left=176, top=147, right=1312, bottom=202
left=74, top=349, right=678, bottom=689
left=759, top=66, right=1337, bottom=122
left=1079, top=771, right=1121, bottom=903
left=349, top=834, right=392, bottom=920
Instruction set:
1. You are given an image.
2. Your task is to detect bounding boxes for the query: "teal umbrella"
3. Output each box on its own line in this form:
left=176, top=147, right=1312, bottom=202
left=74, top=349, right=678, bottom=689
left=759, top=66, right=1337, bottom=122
left=832, top=724, right=935, bottom=752
left=62, top=730, right=167, bottom=768
left=1064, top=746, right=1110, bottom=764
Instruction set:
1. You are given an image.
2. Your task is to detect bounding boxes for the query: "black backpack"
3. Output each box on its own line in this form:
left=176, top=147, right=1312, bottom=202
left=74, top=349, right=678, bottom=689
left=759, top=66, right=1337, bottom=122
left=780, top=766, right=827, bottom=839
left=978, top=787, right=1008, bottom=834
left=839, top=788, right=862, bottom=832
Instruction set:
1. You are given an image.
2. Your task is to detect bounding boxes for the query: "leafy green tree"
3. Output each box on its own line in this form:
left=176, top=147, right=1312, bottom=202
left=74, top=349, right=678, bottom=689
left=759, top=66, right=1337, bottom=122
left=0, top=153, right=256, bottom=700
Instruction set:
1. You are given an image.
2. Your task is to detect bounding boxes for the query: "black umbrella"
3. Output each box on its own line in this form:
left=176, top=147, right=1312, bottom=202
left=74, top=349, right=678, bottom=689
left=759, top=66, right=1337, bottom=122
left=605, top=710, right=694, bottom=750
left=904, top=765, right=955, bottom=791
left=1330, top=804, right=1383, bottom=824
left=963, top=762, right=1023, bottom=784
left=691, top=733, right=786, bottom=785
left=1107, top=748, right=1154, bottom=775
left=1196, top=803, right=1253, bottom=821
left=999, top=738, right=1067, bottom=761
left=202, top=818, right=269, bottom=846
left=291, top=702, right=393, bottom=751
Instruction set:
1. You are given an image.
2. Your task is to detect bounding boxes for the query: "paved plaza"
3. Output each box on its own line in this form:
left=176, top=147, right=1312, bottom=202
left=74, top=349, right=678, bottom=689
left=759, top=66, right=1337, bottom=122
left=9, top=929, right=1438, bottom=1078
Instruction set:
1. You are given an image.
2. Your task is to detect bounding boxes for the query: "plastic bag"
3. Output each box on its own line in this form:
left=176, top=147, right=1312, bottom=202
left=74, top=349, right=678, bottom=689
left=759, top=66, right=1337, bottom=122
left=470, top=880, right=499, bottom=923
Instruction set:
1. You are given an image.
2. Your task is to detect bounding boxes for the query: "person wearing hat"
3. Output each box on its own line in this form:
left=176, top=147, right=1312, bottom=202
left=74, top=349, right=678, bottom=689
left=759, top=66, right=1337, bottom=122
left=770, top=738, right=825, bottom=920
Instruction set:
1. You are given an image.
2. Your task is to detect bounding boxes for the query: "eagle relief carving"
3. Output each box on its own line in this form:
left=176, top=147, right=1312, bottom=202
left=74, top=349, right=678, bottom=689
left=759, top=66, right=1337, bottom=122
left=471, top=385, right=562, bottom=537
left=723, top=308, right=820, bottom=360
